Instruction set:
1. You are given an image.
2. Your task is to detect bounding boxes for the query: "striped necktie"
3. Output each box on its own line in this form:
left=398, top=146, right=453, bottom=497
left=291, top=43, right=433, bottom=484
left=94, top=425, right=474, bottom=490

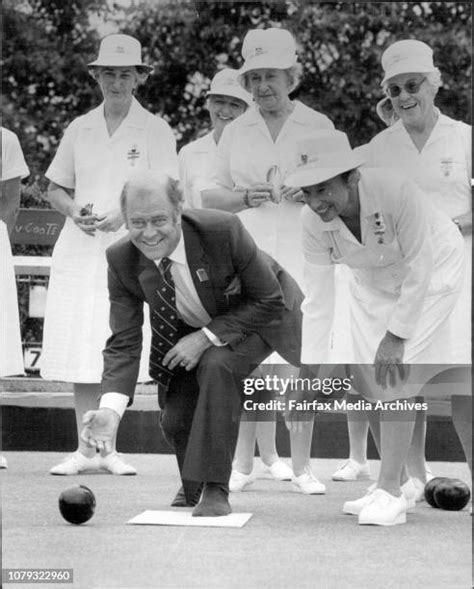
left=149, top=257, right=179, bottom=391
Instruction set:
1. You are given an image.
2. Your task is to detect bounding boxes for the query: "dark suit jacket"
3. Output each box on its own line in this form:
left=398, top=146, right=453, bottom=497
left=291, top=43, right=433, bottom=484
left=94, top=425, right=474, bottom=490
left=101, top=209, right=303, bottom=403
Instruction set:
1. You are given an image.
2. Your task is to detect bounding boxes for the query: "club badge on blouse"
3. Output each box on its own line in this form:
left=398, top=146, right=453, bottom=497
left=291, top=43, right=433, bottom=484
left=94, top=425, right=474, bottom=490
left=372, top=212, right=386, bottom=244
left=440, top=157, right=453, bottom=177
left=127, top=144, right=141, bottom=166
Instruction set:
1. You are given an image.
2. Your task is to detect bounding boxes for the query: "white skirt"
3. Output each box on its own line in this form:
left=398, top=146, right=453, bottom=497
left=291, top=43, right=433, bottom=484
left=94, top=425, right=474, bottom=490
left=348, top=278, right=465, bottom=401
left=0, top=221, right=24, bottom=376
left=40, top=219, right=151, bottom=383
left=448, top=235, right=471, bottom=362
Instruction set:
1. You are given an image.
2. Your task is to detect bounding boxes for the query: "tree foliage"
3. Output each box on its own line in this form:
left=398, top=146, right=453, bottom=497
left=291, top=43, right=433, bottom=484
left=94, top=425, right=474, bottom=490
left=2, top=1, right=471, bottom=349
left=2, top=0, right=472, bottom=202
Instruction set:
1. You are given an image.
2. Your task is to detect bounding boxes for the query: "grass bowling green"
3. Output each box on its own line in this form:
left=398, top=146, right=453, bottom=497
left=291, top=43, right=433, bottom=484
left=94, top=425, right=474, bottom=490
left=2, top=452, right=471, bottom=588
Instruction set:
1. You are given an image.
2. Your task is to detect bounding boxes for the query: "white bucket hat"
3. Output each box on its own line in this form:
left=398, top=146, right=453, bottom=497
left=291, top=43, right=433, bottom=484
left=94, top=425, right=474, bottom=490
left=207, top=69, right=253, bottom=106
left=88, top=34, right=154, bottom=72
left=285, top=131, right=366, bottom=188
left=381, top=39, right=437, bottom=84
left=238, top=28, right=297, bottom=77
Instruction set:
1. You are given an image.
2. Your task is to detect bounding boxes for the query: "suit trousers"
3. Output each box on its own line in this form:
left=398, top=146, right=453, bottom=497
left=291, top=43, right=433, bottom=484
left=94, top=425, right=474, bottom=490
left=160, top=332, right=272, bottom=489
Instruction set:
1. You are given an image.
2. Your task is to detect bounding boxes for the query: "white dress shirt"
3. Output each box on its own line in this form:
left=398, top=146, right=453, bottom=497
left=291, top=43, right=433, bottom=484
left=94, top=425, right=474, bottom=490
left=1, top=128, right=30, bottom=376
left=301, top=167, right=465, bottom=364
left=178, top=131, right=217, bottom=209
left=100, top=232, right=223, bottom=416
left=205, top=100, right=334, bottom=286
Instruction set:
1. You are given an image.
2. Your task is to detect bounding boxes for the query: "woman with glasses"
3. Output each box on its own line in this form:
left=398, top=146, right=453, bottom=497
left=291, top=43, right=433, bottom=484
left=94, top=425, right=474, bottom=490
left=333, top=40, right=472, bottom=499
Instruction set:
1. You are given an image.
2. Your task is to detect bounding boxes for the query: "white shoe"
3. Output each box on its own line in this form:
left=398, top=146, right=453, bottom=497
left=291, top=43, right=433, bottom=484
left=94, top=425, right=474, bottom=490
left=292, top=470, right=326, bottom=495
left=358, top=489, right=408, bottom=526
left=401, top=478, right=416, bottom=511
left=425, top=465, right=434, bottom=482
left=229, top=470, right=254, bottom=492
left=99, top=453, right=137, bottom=475
left=332, top=459, right=371, bottom=481
left=344, top=479, right=415, bottom=515
left=343, top=488, right=377, bottom=515
left=0, top=455, right=8, bottom=469
left=50, top=452, right=100, bottom=475
left=262, top=461, right=293, bottom=481
left=410, top=477, right=426, bottom=503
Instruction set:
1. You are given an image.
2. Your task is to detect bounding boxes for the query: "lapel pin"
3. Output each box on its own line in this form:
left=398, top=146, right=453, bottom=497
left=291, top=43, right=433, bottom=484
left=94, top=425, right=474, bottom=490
left=196, top=268, right=209, bottom=282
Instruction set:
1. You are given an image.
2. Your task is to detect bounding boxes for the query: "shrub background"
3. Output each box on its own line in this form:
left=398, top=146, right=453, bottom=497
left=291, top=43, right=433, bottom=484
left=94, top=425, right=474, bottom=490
left=2, top=0, right=471, bottom=349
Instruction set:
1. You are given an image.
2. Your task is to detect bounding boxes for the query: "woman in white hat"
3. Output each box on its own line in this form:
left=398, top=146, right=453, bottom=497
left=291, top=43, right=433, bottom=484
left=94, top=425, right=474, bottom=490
left=178, top=68, right=252, bottom=208
left=1, top=127, right=30, bottom=469
left=335, top=39, right=472, bottom=491
left=41, top=34, right=179, bottom=476
left=201, top=28, right=334, bottom=495
left=286, top=129, right=466, bottom=526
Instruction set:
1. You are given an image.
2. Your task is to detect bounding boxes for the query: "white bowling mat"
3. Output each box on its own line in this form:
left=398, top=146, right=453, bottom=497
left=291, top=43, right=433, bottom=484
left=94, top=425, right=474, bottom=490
left=127, top=510, right=253, bottom=528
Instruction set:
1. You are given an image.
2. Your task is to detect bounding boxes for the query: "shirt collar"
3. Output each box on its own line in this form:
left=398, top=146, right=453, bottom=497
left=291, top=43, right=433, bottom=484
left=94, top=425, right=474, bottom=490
left=240, top=100, right=306, bottom=126
left=384, top=107, right=447, bottom=135
left=190, top=131, right=216, bottom=152
left=84, top=97, right=146, bottom=129
left=154, top=230, right=187, bottom=267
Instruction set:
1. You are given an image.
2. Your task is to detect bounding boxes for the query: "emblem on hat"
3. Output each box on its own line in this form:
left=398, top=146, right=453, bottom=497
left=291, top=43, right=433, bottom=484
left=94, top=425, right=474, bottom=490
left=115, top=45, right=125, bottom=54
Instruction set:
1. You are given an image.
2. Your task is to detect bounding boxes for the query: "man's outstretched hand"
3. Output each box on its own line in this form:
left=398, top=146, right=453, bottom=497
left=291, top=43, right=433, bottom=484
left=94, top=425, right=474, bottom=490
left=81, top=408, right=120, bottom=454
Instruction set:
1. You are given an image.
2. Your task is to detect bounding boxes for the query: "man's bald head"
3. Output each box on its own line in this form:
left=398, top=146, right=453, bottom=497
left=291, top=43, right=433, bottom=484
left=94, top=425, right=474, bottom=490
left=120, top=171, right=183, bottom=220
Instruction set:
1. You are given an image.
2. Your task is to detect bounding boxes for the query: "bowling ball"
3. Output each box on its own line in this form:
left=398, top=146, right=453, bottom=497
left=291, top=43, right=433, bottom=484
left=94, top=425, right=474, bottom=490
left=424, top=477, right=450, bottom=508
left=433, top=478, right=471, bottom=511
left=59, top=485, right=96, bottom=524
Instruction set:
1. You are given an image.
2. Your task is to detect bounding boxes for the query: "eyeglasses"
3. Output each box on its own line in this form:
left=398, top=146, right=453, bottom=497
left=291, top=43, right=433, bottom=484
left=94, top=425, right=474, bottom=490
left=386, top=77, right=427, bottom=98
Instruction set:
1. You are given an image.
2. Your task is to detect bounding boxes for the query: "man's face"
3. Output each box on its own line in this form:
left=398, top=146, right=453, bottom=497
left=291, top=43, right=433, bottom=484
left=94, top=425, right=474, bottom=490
left=125, top=189, right=182, bottom=260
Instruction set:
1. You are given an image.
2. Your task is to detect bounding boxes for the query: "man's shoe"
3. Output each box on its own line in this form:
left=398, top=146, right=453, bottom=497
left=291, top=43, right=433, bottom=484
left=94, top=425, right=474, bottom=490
left=332, top=459, right=371, bottom=481
left=171, top=485, right=202, bottom=507
left=292, top=470, right=326, bottom=495
left=50, top=452, right=100, bottom=475
left=99, top=453, right=137, bottom=475
left=262, top=461, right=293, bottom=481
left=0, top=455, right=8, bottom=469
left=192, top=483, right=231, bottom=517
left=358, top=489, right=408, bottom=526
left=229, top=470, right=254, bottom=492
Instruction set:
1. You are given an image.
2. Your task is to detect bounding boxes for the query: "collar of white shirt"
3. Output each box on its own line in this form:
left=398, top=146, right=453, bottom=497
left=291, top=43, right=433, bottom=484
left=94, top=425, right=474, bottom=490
left=242, top=100, right=306, bottom=126
left=154, top=231, right=186, bottom=269
left=84, top=97, right=146, bottom=130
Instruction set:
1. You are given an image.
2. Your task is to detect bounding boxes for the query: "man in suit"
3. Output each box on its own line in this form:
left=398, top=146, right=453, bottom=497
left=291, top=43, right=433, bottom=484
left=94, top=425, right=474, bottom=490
left=81, top=171, right=303, bottom=516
